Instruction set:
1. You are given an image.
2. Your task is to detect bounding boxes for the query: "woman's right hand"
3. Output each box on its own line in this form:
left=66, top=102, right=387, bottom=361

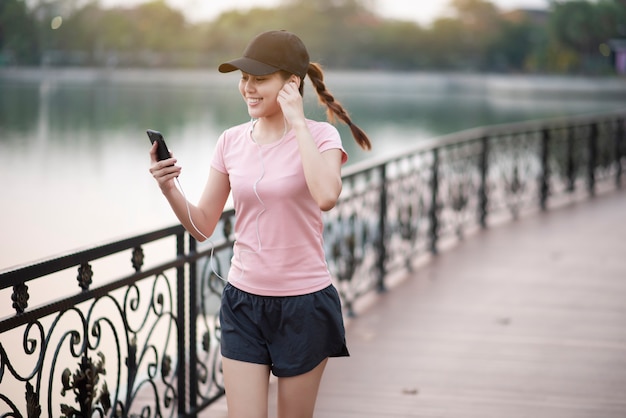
left=149, top=141, right=181, bottom=193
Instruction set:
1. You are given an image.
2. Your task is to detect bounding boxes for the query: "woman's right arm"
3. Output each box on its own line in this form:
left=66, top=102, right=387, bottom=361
left=149, top=141, right=231, bottom=242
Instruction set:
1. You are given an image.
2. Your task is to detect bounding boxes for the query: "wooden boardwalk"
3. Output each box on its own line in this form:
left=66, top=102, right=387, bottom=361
left=205, top=190, right=626, bottom=418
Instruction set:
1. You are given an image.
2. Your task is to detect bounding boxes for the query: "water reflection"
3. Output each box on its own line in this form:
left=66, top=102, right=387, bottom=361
left=1, top=69, right=624, bottom=268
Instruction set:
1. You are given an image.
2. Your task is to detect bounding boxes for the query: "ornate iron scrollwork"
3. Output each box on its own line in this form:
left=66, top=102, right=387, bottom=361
left=131, top=246, right=145, bottom=272
left=12, top=283, right=29, bottom=314
left=60, top=352, right=110, bottom=417
left=448, top=181, right=470, bottom=238
left=76, top=263, right=93, bottom=290
left=25, top=382, right=42, bottom=418
left=331, top=216, right=359, bottom=284
left=504, top=165, right=526, bottom=218
left=222, top=217, right=232, bottom=238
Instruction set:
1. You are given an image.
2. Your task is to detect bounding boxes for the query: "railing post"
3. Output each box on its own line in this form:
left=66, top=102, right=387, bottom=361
left=188, top=235, right=198, bottom=412
left=616, top=117, right=624, bottom=189
left=588, top=123, right=598, bottom=196
left=566, top=126, right=576, bottom=193
left=540, top=128, right=550, bottom=211
left=429, top=149, right=439, bottom=254
left=376, top=164, right=387, bottom=292
left=176, top=231, right=188, bottom=415
left=478, top=136, right=489, bottom=228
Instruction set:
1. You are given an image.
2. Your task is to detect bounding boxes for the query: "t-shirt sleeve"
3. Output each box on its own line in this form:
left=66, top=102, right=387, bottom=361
left=211, top=130, right=228, bottom=174
left=315, top=122, right=349, bottom=165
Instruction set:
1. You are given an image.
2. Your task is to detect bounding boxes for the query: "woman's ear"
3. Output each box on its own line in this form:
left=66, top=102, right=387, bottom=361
left=289, top=75, right=301, bottom=88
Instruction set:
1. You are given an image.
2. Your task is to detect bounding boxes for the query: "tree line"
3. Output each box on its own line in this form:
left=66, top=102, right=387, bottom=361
left=1, top=0, right=625, bottom=74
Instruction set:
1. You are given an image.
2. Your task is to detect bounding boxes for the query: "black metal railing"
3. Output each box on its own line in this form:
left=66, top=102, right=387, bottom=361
left=325, top=109, right=624, bottom=315
left=1, top=109, right=624, bottom=417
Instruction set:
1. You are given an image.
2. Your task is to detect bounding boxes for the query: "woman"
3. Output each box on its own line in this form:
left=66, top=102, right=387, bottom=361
left=150, top=30, right=371, bottom=418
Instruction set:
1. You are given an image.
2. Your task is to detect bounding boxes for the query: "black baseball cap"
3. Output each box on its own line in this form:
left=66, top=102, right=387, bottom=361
left=218, top=30, right=310, bottom=78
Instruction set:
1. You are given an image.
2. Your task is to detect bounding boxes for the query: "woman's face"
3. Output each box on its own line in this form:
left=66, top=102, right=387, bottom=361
left=238, top=71, right=286, bottom=119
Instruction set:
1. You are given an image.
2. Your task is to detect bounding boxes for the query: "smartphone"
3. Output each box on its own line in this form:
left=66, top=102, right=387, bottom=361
left=146, top=129, right=171, bottom=162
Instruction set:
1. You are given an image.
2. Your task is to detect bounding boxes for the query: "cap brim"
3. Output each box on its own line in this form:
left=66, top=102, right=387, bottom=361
left=218, top=57, right=280, bottom=75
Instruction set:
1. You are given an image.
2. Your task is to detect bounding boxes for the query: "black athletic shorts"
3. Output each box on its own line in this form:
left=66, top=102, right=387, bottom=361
left=219, top=282, right=350, bottom=377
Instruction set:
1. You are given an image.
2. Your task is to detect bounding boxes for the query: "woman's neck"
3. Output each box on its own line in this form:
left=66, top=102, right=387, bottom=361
left=250, top=116, right=289, bottom=145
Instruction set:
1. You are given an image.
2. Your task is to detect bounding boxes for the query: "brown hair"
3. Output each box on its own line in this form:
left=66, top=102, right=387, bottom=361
left=281, top=64, right=372, bottom=151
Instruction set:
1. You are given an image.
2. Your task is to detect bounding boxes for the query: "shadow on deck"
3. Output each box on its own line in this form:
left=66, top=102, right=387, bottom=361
left=206, top=189, right=626, bottom=418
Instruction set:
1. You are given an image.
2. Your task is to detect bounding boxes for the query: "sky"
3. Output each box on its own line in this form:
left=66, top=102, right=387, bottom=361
left=99, top=0, right=550, bottom=26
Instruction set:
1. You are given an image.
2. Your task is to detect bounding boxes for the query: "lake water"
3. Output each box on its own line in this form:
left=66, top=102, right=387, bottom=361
left=1, top=68, right=625, bottom=269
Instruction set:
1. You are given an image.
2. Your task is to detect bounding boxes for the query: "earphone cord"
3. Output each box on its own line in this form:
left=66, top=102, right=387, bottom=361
left=176, top=177, right=209, bottom=241
left=250, top=142, right=266, bottom=253
left=175, top=177, right=227, bottom=282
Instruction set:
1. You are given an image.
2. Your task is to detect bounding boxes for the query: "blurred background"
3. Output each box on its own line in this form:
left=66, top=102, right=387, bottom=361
left=1, top=0, right=626, bottom=269
left=3, top=0, right=626, bottom=73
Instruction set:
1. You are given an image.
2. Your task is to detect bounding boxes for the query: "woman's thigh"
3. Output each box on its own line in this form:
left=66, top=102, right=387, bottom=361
left=222, top=357, right=271, bottom=418
left=276, top=358, right=328, bottom=418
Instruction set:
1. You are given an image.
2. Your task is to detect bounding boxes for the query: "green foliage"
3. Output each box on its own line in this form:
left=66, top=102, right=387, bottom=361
left=487, top=19, right=536, bottom=71
left=0, top=0, right=40, bottom=64
left=547, top=0, right=626, bottom=73
left=549, top=1, right=598, bottom=52
left=0, top=0, right=624, bottom=74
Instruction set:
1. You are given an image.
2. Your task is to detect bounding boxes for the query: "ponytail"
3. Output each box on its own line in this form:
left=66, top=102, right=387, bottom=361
left=305, top=63, right=372, bottom=151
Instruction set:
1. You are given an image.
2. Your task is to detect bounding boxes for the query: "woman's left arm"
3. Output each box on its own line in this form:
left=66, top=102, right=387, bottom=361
left=279, top=81, right=342, bottom=211
left=294, top=126, right=343, bottom=211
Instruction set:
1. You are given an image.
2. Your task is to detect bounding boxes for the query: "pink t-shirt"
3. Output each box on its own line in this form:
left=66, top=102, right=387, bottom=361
left=211, top=119, right=348, bottom=296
